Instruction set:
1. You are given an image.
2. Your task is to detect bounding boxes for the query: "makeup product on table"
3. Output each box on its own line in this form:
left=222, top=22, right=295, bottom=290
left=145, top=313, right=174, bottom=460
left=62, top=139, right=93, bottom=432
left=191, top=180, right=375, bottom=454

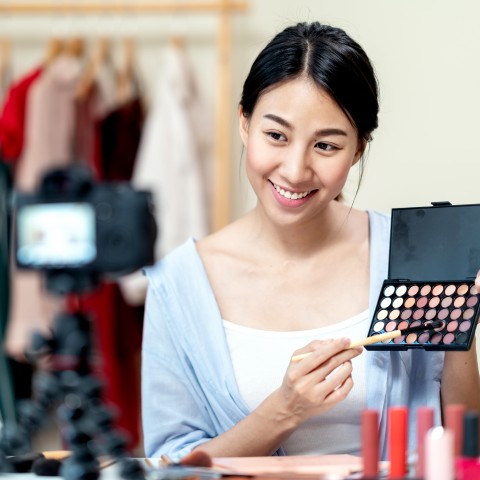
left=416, top=407, right=434, bottom=479
left=388, top=407, right=408, bottom=479
left=361, top=410, right=379, bottom=479
left=425, top=427, right=454, bottom=480
left=456, top=411, right=480, bottom=480
left=446, top=404, right=465, bottom=458
left=366, top=202, right=480, bottom=351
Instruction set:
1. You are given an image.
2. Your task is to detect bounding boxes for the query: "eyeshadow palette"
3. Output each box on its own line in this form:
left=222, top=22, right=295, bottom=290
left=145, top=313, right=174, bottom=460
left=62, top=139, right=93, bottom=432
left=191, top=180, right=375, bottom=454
left=366, top=203, right=480, bottom=351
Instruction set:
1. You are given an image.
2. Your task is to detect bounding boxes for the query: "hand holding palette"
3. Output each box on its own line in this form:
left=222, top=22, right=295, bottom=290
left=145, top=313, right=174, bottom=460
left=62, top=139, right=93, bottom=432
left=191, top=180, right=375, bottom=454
left=366, top=202, right=480, bottom=351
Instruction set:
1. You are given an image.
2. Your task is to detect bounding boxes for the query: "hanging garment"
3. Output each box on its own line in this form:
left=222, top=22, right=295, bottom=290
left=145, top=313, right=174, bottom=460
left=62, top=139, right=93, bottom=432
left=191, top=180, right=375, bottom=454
left=0, top=67, right=42, bottom=163
left=4, top=54, right=83, bottom=360
left=132, top=42, right=212, bottom=260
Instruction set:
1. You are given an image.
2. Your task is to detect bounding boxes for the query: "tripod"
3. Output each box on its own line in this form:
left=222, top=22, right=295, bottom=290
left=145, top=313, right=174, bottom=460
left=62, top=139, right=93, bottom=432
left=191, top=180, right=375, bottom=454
left=0, top=306, right=145, bottom=480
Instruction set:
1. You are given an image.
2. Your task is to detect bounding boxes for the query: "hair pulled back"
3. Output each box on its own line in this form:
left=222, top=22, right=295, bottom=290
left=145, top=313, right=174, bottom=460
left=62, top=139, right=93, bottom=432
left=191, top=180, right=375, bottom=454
left=240, top=22, right=379, bottom=143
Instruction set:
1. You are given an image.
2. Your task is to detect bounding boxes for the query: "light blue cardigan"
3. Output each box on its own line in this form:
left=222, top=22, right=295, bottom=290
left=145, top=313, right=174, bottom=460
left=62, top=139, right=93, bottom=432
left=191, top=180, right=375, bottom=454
left=141, top=211, right=444, bottom=460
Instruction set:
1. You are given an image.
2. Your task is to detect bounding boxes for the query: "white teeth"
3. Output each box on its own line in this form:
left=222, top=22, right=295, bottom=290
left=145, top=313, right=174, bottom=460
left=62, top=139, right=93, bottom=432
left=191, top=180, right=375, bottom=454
left=273, top=183, right=310, bottom=200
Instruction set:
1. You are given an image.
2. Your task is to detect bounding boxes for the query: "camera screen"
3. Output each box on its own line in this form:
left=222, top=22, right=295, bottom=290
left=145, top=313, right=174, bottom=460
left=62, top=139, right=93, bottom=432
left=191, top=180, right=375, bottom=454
left=16, top=202, right=96, bottom=268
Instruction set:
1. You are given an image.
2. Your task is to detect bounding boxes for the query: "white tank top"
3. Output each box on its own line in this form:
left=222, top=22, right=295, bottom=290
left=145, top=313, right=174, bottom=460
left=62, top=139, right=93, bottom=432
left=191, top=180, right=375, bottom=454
left=223, top=311, right=369, bottom=455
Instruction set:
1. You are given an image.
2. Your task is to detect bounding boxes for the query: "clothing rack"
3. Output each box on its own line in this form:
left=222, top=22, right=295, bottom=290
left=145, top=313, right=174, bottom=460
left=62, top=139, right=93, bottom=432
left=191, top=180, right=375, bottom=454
left=0, top=0, right=249, bottom=230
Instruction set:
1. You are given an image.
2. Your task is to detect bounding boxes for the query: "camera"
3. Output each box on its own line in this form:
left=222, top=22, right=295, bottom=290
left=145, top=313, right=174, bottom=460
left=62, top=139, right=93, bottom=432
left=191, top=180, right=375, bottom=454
left=13, top=166, right=157, bottom=293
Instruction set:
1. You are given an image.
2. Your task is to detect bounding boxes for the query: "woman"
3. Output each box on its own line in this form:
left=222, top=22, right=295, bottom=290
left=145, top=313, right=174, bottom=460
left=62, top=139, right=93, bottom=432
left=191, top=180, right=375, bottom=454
left=141, top=21, right=480, bottom=459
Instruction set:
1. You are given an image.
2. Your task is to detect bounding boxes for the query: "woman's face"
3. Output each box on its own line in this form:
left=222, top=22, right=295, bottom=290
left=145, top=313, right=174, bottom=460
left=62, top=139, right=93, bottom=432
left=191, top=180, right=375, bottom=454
left=239, top=76, right=364, bottom=226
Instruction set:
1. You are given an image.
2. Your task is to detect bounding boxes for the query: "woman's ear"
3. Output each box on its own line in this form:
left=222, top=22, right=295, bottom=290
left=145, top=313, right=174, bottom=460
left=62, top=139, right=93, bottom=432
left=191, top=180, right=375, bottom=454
left=352, top=138, right=367, bottom=166
left=238, top=106, right=250, bottom=146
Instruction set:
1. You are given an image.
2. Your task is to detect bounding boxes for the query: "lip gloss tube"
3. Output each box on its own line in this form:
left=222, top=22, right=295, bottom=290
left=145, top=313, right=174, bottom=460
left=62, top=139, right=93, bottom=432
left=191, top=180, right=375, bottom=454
left=416, top=407, right=434, bottom=479
left=362, top=410, right=379, bottom=479
left=456, top=411, right=480, bottom=480
left=425, top=427, right=454, bottom=480
left=445, top=403, right=465, bottom=458
left=388, top=407, right=408, bottom=479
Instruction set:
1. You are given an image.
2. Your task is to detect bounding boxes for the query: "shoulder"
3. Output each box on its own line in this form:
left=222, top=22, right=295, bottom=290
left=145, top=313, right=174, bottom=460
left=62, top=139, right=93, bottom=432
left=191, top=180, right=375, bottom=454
left=145, top=237, right=200, bottom=289
left=367, top=209, right=391, bottom=238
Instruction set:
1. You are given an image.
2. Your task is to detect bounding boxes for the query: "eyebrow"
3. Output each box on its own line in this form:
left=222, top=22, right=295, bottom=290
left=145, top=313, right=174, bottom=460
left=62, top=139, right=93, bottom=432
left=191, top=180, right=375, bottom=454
left=263, top=113, right=348, bottom=137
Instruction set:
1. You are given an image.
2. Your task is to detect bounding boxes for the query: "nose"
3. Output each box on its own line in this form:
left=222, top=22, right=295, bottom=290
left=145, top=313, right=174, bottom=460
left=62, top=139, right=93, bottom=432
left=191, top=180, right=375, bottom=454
left=279, top=145, right=312, bottom=185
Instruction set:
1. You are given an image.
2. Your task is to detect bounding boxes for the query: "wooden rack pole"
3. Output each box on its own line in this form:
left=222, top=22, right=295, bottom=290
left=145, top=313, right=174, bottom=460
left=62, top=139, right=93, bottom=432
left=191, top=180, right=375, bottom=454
left=213, top=0, right=232, bottom=230
left=0, top=2, right=248, bottom=14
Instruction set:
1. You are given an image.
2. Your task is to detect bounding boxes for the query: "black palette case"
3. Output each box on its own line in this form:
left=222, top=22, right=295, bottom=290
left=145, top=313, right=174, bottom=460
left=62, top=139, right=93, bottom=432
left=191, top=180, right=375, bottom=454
left=365, top=202, right=480, bottom=351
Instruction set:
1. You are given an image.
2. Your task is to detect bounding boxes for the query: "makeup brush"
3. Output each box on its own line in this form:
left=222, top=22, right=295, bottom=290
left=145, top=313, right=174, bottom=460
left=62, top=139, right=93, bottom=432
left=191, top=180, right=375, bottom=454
left=291, top=320, right=444, bottom=362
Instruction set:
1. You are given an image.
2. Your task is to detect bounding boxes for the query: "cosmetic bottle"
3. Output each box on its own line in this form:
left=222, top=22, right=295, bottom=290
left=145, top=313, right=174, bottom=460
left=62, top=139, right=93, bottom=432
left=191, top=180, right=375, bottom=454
left=361, top=410, right=379, bottom=479
left=455, top=411, right=480, bottom=480
left=415, top=407, right=434, bottom=479
left=425, top=427, right=454, bottom=480
left=388, top=407, right=408, bottom=479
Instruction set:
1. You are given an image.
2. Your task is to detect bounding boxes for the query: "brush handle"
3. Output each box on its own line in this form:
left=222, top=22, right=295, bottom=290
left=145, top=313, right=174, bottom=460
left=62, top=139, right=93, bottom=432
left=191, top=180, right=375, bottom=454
left=348, top=330, right=401, bottom=348
left=291, top=330, right=401, bottom=362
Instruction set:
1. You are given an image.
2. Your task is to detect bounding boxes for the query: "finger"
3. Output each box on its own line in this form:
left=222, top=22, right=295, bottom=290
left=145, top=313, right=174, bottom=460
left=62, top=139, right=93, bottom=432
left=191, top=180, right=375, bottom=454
left=322, top=375, right=354, bottom=405
left=291, top=337, right=350, bottom=372
left=303, top=345, right=361, bottom=385
left=320, top=360, right=353, bottom=392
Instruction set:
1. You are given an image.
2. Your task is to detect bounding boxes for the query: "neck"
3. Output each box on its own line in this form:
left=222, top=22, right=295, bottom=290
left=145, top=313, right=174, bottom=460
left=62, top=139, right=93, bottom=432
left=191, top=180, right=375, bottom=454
left=247, top=201, right=355, bottom=260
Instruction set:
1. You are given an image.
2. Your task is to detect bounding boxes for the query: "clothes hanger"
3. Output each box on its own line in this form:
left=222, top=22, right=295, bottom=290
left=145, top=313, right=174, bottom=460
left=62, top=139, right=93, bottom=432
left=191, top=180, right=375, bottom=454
left=75, top=36, right=111, bottom=100
left=43, top=37, right=65, bottom=66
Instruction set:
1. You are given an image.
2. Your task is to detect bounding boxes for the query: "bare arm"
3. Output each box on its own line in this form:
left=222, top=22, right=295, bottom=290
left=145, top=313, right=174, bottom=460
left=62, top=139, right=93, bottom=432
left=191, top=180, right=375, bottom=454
left=193, top=338, right=362, bottom=457
left=441, top=272, right=480, bottom=414
left=441, top=342, right=480, bottom=414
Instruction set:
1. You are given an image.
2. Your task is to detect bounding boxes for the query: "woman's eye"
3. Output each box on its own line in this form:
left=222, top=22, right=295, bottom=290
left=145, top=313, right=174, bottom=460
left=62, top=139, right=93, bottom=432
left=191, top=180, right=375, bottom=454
left=267, top=131, right=285, bottom=141
left=315, top=142, right=336, bottom=151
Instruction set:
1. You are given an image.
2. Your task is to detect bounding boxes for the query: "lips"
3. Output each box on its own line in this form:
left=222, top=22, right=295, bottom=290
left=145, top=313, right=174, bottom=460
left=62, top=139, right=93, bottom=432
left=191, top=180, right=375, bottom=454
left=270, top=180, right=315, bottom=200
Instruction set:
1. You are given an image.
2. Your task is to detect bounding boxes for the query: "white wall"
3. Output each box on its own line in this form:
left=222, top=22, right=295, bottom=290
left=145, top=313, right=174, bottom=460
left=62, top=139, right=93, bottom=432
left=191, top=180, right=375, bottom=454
left=1, top=0, right=480, bottom=355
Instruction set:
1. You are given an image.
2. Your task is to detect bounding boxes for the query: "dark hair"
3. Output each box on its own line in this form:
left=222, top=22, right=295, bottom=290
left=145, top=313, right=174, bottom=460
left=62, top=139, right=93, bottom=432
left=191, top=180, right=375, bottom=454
left=240, top=22, right=379, bottom=144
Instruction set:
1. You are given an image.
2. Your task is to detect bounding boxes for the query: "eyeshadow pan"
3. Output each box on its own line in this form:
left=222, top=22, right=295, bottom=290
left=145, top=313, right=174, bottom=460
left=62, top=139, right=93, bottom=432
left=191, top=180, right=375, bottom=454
left=373, top=321, right=384, bottom=333
left=438, top=309, right=449, bottom=320
left=447, top=320, right=458, bottom=332
left=392, top=297, right=403, bottom=309
left=459, top=320, right=471, bottom=332
left=408, top=285, right=419, bottom=296
left=404, top=297, right=415, bottom=308
left=377, top=310, right=388, bottom=320
left=413, top=309, right=424, bottom=320
left=418, top=332, right=430, bottom=344
left=425, top=309, right=437, bottom=320
left=470, top=286, right=478, bottom=295
left=466, top=296, right=478, bottom=307
left=430, top=333, right=443, bottom=344
left=406, top=333, right=417, bottom=344
left=432, top=284, right=444, bottom=296
left=454, top=296, right=465, bottom=308
left=429, top=297, right=440, bottom=308
left=396, top=285, right=407, bottom=296
left=456, top=332, right=468, bottom=344
left=400, top=309, right=412, bottom=320
left=380, top=298, right=392, bottom=309
left=397, top=321, right=409, bottom=330
left=445, top=284, right=456, bottom=296
left=385, top=321, right=397, bottom=332
left=384, top=285, right=395, bottom=297
left=457, top=284, right=469, bottom=296
left=443, top=333, right=455, bottom=344
left=416, top=297, right=428, bottom=308
left=463, top=308, right=475, bottom=320
left=450, top=309, right=462, bottom=321
left=441, top=297, right=453, bottom=308
left=389, top=309, right=400, bottom=320
left=420, top=285, right=432, bottom=296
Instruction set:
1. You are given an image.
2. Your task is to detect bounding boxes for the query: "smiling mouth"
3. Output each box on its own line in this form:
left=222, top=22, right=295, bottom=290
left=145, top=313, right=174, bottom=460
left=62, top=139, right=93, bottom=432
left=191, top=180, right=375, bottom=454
left=270, top=181, right=315, bottom=200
